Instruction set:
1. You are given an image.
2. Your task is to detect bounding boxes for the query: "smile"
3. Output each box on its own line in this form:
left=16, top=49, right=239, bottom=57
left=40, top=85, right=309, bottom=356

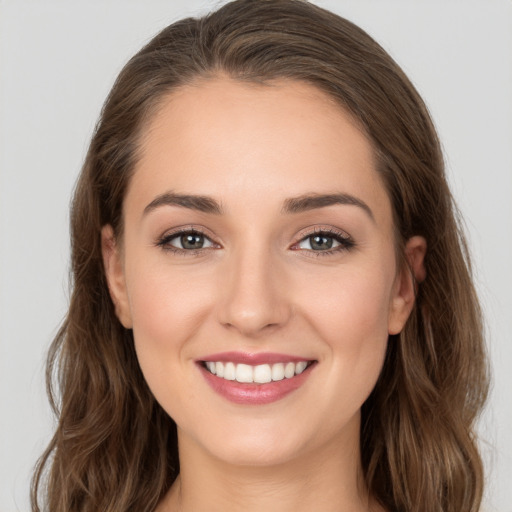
left=198, top=352, right=317, bottom=405
left=204, top=360, right=310, bottom=383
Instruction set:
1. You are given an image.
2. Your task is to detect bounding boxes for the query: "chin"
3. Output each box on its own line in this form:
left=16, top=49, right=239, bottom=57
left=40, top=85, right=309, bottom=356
left=184, top=419, right=309, bottom=468
left=212, top=439, right=303, bottom=468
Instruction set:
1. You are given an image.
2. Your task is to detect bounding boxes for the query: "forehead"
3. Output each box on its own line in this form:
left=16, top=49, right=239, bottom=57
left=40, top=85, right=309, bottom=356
left=127, top=77, right=391, bottom=226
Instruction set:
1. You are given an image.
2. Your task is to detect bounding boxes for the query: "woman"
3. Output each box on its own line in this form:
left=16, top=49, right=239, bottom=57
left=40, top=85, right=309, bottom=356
left=31, top=1, right=489, bottom=511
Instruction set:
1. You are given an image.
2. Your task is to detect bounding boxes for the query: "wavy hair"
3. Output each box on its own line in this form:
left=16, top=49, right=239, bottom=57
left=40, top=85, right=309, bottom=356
left=32, top=1, right=489, bottom=511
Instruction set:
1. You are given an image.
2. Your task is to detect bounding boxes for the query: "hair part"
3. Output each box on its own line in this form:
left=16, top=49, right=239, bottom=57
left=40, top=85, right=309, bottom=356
left=32, top=1, right=488, bottom=511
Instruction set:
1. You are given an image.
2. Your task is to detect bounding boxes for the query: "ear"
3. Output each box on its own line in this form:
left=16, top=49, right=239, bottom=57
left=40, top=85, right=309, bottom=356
left=101, top=225, right=133, bottom=329
left=388, top=235, right=427, bottom=335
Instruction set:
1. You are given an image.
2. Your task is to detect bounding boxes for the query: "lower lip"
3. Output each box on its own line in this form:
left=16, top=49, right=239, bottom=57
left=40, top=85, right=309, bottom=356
left=199, top=362, right=316, bottom=405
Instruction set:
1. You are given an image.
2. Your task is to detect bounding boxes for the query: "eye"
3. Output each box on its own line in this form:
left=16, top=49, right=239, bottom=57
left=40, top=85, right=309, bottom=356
left=298, top=234, right=339, bottom=251
left=170, top=232, right=214, bottom=250
left=156, top=228, right=217, bottom=253
left=293, top=228, right=355, bottom=255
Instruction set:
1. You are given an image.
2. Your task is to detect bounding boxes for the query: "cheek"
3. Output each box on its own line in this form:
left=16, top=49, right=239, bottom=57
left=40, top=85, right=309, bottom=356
left=297, top=263, right=394, bottom=397
left=303, top=264, right=393, bottom=342
left=124, top=261, right=215, bottom=396
left=128, top=259, right=212, bottom=338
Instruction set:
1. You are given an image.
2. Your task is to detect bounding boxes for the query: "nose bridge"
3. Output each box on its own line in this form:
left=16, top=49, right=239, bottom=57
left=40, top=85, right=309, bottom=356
left=217, top=237, right=290, bottom=336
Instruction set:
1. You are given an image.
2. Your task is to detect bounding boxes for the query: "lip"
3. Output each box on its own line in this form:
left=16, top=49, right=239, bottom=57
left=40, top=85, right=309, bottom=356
left=198, top=351, right=312, bottom=365
left=197, top=352, right=317, bottom=405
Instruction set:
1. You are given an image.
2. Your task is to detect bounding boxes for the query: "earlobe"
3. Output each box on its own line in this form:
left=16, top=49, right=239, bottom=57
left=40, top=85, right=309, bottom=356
left=388, top=235, right=427, bottom=335
left=101, top=225, right=133, bottom=329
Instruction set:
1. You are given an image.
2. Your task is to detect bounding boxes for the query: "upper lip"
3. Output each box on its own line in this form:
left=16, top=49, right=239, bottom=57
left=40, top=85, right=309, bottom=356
left=197, top=351, right=315, bottom=365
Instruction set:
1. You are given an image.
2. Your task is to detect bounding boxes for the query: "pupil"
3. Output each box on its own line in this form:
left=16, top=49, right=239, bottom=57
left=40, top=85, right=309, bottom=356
left=311, top=235, right=332, bottom=250
left=181, top=233, right=203, bottom=249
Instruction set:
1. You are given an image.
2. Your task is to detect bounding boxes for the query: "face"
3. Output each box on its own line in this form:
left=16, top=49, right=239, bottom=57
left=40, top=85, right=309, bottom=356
left=103, top=77, right=424, bottom=468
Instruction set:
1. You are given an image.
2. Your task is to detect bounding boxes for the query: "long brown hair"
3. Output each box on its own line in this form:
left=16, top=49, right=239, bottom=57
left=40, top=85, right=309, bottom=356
left=32, top=1, right=489, bottom=511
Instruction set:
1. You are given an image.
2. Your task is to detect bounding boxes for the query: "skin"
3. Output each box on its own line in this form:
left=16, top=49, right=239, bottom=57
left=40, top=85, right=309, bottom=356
left=102, top=77, right=426, bottom=512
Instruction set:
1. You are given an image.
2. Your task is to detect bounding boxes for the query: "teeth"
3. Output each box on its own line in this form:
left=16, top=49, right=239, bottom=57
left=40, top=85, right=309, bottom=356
left=224, top=362, right=236, bottom=380
left=204, top=361, right=310, bottom=383
left=253, top=364, right=272, bottom=384
left=295, top=361, right=307, bottom=374
left=236, top=363, right=253, bottom=383
left=271, top=363, right=285, bottom=381
left=284, top=362, right=295, bottom=378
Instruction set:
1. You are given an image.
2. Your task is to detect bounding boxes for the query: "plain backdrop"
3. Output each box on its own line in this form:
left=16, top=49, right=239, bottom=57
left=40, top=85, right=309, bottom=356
left=0, top=1, right=511, bottom=511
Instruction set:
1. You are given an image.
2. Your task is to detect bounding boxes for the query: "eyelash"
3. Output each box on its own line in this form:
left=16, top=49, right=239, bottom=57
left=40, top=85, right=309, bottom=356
left=291, top=227, right=355, bottom=257
left=156, top=226, right=216, bottom=256
left=155, top=226, right=355, bottom=257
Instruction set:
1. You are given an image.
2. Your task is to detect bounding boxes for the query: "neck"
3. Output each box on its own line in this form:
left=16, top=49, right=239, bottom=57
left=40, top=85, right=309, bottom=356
left=158, top=416, right=383, bottom=512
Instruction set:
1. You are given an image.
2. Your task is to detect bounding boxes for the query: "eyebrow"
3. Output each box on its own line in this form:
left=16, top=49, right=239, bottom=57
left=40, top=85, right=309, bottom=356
left=144, top=192, right=224, bottom=215
left=143, top=191, right=374, bottom=221
left=281, top=193, right=374, bottom=221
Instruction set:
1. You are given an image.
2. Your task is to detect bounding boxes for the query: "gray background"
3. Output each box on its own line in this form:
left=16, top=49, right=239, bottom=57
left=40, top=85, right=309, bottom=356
left=1, top=1, right=511, bottom=511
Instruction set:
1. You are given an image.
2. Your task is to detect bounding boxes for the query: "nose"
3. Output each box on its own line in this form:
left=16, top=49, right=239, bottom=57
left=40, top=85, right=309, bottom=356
left=216, top=245, right=292, bottom=338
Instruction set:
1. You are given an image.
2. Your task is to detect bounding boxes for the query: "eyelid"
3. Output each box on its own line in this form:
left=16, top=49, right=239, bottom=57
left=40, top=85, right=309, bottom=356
left=155, top=224, right=355, bottom=256
left=295, top=225, right=351, bottom=241
left=290, top=225, right=355, bottom=255
left=155, top=225, right=221, bottom=254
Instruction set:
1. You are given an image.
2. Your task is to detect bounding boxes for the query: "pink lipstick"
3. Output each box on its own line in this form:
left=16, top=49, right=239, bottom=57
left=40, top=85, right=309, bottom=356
left=197, top=352, right=316, bottom=405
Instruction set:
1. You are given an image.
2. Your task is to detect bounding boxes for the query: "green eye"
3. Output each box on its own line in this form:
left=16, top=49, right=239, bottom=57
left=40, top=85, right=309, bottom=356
left=174, top=233, right=209, bottom=250
left=298, top=234, right=340, bottom=251
left=158, top=229, right=216, bottom=252
left=295, top=229, right=355, bottom=255
left=307, top=235, right=335, bottom=251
